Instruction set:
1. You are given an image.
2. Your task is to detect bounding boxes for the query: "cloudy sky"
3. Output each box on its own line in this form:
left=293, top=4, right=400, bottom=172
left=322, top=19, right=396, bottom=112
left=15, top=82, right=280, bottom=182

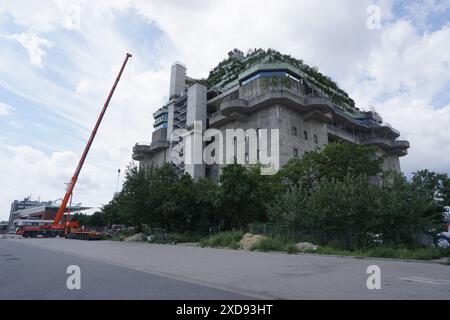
left=1, top=0, right=449, bottom=221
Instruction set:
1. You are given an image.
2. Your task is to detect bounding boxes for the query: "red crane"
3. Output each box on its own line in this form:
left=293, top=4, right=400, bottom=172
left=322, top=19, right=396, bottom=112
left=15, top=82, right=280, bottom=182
left=17, top=53, right=132, bottom=240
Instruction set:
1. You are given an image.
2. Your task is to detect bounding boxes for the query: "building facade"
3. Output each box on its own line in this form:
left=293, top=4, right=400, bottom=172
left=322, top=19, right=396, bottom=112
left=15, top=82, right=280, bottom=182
left=8, top=197, right=49, bottom=230
left=133, top=49, right=409, bottom=180
left=8, top=203, right=90, bottom=231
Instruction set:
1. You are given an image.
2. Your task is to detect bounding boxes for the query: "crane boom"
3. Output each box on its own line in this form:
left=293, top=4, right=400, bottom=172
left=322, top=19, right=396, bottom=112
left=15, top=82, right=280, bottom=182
left=52, top=53, right=132, bottom=226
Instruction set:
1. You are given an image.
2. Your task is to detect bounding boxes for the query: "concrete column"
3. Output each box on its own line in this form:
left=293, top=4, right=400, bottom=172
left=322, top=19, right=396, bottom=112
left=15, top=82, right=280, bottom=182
left=167, top=102, right=175, bottom=140
left=185, top=83, right=207, bottom=180
left=186, top=83, right=207, bottom=129
left=169, top=63, right=187, bottom=98
left=166, top=102, right=175, bottom=163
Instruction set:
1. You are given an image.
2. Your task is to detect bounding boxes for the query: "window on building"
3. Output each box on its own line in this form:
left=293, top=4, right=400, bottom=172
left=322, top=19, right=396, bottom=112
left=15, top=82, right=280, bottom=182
left=314, top=134, right=318, bottom=144
left=304, top=131, right=308, bottom=140
left=293, top=148, right=299, bottom=158
left=245, top=153, right=249, bottom=164
left=292, top=126, right=297, bottom=136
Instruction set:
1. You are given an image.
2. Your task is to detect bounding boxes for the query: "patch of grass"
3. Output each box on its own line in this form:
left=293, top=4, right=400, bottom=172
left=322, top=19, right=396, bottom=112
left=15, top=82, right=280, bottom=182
left=251, top=237, right=300, bottom=254
left=251, top=237, right=284, bottom=252
left=285, top=243, right=301, bottom=254
left=304, top=247, right=353, bottom=256
left=305, top=246, right=450, bottom=260
left=146, top=232, right=203, bottom=244
left=168, top=232, right=204, bottom=244
left=200, top=231, right=244, bottom=249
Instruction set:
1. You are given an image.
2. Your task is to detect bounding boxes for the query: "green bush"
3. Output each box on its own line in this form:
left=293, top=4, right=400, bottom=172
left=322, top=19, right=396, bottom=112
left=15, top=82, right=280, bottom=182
left=251, top=237, right=299, bottom=254
left=200, top=231, right=244, bottom=249
left=251, top=237, right=284, bottom=252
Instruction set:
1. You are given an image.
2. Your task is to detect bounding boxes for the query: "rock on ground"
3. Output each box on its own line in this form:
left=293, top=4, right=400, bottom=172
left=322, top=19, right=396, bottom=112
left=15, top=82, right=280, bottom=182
left=124, top=233, right=147, bottom=242
left=239, top=233, right=266, bottom=250
left=295, top=242, right=318, bottom=251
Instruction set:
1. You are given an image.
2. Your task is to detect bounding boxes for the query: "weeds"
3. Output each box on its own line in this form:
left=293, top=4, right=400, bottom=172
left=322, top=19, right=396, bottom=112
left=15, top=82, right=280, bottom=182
left=200, top=231, right=244, bottom=249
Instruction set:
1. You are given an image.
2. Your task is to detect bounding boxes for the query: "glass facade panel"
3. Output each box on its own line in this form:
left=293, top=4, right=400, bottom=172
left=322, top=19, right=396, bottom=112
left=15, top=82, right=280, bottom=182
left=241, top=71, right=300, bottom=86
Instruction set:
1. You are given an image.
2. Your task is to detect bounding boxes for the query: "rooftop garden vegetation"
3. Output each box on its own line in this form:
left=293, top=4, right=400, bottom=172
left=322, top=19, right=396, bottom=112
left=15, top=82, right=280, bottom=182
left=207, top=48, right=356, bottom=112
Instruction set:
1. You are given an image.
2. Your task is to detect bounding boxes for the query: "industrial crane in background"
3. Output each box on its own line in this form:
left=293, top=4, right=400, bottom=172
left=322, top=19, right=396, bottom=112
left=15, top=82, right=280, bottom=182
left=16, top=53, right=132, bottom=240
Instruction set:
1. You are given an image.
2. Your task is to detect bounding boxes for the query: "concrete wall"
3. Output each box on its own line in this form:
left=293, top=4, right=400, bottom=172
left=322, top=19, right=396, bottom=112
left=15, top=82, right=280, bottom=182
left=206, top=104, right=329, bottom=180
left=167, top=101, right=175, bottom=140
left=140, top=149, right=168, bottom=171
left=152, top=128, right=167, bottom=143
left=185, top=83, right=207, bottom=180
left=170, top=63, right=186, bottom=98
left=186, top=83, right=207, bottom=129
left=278, top=106, right=328, bottom=166
left=382, top=152, right=401, bottom=172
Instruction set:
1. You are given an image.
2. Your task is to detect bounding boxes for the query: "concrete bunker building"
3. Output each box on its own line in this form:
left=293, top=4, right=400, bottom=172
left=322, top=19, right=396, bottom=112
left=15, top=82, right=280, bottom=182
left=133, top=49, right=409, bottom=180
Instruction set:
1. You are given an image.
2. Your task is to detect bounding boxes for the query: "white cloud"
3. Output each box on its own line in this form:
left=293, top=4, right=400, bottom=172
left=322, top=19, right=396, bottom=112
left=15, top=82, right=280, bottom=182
left=7, top=32, right=53, bottom=67
left=0, top=101, right=13, bottom=116
left=402, top=0, right=450, bottom=30
left=348, top=20, right=450, bottom=175
left=377, top=96, right=450, bottom=175
left=352, top=20, right=450, bottom=100
left=0, top=144, right=114, bottom=221
left=0, top=0, right=83, bottom=32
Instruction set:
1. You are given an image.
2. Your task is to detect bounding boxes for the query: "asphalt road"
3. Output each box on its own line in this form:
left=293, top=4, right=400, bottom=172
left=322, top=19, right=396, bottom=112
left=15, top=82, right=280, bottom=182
left=1, top=237, right=450, bottom=300
left=0, top=239, right=253, bottom=300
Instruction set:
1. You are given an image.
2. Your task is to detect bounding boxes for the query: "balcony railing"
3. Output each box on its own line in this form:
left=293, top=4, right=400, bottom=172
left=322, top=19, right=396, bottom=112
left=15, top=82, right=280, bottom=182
left=361, top=137, right=393, bottom=149
left=327, top=125, right=359, bottom=143
left=361, top=137, right=410, bottom=151
left=153, top=107, right=168, bottom=118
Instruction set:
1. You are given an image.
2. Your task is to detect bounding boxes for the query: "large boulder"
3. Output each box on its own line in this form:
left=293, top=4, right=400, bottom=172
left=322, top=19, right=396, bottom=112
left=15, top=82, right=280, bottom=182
left=124, top=233, right=147, bottom=242
left=295, top=242, right=319, bottom=252
left=239, top=233, right=266, bottom=250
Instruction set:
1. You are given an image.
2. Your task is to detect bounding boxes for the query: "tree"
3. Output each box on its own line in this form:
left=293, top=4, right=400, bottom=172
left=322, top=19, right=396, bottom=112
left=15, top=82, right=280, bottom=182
left=317, top=142, right=382, bottom=180
left=117, top=164, right=150, bottom=232
left=100, top=196, right=125, bottom=226
left=277, top=142, right=383, bottom=191
left=376, top=171, right=443, bottom=245
left=276, top=152, right=321, bottom=191
left=88, top=211, right=108, bottom=227
left=412, top=170, right=450, bottom=209
left=269, top=175, right=379, bottom=248
left=188, top=178, right=220, bottom=232
left=218, top=164, right=272, bottom=229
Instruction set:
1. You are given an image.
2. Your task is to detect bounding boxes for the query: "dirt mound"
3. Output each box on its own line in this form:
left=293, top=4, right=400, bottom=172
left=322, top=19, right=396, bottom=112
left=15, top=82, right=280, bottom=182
left=124, top=233, right=147, bottom=242
left=239, top=233, right=267, bottom=250
left=295, top=242, right=318, bottom=251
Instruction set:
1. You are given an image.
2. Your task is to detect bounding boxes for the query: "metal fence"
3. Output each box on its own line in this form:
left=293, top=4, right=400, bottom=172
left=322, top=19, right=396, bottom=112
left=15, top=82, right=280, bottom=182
left=149, top=228, right=169, bottom=242
left=208, top=226, right=221, bottom=238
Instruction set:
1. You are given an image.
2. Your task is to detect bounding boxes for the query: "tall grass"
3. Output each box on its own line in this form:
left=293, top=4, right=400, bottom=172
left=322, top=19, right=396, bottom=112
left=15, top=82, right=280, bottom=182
left=251, top=237, right=299, bottom=254
left=200, top=231, right=244, bottom=249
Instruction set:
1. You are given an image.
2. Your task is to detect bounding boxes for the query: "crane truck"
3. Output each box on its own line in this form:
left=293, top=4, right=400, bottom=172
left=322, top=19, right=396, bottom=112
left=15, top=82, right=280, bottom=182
left=16, top=53, right=132, bottom=240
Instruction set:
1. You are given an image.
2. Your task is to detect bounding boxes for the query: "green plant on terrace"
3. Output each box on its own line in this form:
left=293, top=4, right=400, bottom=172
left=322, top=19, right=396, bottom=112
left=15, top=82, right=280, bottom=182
left=207, top=49, right=356, bottom=111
